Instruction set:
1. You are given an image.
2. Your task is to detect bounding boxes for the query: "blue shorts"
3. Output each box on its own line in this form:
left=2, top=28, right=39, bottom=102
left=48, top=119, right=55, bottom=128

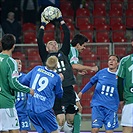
left=91, top=106, right=119, bottom=130
left=28, top=109, right=58, bottom=133
left=18, top=115, right=31, bottom=131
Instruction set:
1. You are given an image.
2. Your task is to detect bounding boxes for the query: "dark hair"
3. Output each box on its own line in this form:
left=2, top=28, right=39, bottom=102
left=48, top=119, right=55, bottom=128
left=71, top=33, right=88, bottom=47
left=1, top=34, right=16, bottom=50
left=108, top=54, right=120, bottom=62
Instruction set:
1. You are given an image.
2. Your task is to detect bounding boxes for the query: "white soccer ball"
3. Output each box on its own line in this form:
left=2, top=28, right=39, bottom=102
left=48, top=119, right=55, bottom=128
left=43, top=6, right=57, bottom=21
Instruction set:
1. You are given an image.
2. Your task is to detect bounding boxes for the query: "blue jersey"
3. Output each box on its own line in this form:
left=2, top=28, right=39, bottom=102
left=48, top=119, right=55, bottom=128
left=21, top=66, right=63, bottom=113
left=15, top=72, right=28, bottom=116
left=81, top=68, right=119, bottom=112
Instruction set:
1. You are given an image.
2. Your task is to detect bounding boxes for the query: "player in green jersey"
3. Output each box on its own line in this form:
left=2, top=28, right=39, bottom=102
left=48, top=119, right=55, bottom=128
left=68, top=34, right=98, bottom=133
left=117, top=39, right=133, bottom=133
left=0, top=34, right=34, bottom=133
left=69, top=33, right=98, bottom=75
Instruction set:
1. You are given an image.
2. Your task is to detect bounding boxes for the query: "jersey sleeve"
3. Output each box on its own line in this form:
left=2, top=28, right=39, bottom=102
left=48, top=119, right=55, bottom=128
left=60, top=23, right=70, bottom=56
left=69, top=47, right=79, bottom=65
left=81, top=72, right=99, bottom=94
left=8, top=58, right=30, bottom=93
left=37, top=28, right=48, bottom=64
left=21, top=67, right=36, bottom=86
left=54, top=75, right=63, bottom=98
left=117, top=61, right=126, bottom=80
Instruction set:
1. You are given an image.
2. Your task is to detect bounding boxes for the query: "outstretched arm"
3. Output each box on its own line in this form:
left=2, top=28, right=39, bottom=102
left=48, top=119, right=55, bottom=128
left=37, top=12, right=50, bottom=64
left=78, top=73, right=98, bottom=99
left=72, top=64, right=98, bottom=72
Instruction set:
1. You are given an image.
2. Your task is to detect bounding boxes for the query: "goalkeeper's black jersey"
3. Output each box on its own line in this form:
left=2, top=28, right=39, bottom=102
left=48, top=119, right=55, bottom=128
left=37, top=23, right=76, bottom=87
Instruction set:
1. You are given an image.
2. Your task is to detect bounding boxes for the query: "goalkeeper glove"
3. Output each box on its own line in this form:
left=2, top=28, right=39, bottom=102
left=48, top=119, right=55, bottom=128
left=55, top=8, right=63, bottom=22
left=41, top=12, right=50, bottom=26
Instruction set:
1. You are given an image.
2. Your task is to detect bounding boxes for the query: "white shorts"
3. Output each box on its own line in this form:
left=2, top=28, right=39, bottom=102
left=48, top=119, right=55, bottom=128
left=121, top=103, right=133, bottom=127
left=0, top=108, right=20, bottom=131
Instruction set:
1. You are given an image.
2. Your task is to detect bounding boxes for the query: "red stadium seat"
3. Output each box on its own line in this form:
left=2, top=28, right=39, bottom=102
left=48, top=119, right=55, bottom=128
left=22, top=23, right=36, bottom=32
left=60, top=2, right=74, bottom=17
left=100, top=62, right=108, bottom=69
left=23, top=32, right=37, bottom=44
left=109, top=9, right=123, bottom=17
left=126, top=17, right=133, bottom=28
left=80, top=47, right=93, bottom=57
left=12, top=51, right=26, bottom=61
left=109, top=17, right=123, bottom=26
left=95, top=23, right=110, bottom=31
left=28, top=61, right=42, bottom=71
left=127, top=2, right=133, bottom=10
left=125, top=9, right=133, bottom=17
left=93, top=1, right=106, bottom=10
left=110, top=2, right=123, bottom=11
left=43, top=32, right=55, bottom=43
left=79, top=23, right=94, bottom=31
left=45, top=23, right=55, bottom=31
left=96, top=31, right=110, bottom=42
left=27, top=49, right=40, bottom=61
left=76, top=8, right=90, bottom=17
left=77, top=17, right=90, bottom=27
left=80, top=31, right=94, bottom=43
left=99, top=55, right=108, bottom=61
left=64, top=17, right=73, bottom=25
left=111, top=23, right=126, bottom=31
left=97, top=46, right=109, bottom=55
left=112, top=31, right=127, bottom=42
left=93, top=17, right=107, bottom=26
left=93, top=9, right=107, bottom=17
left=82, top=53, right=98, bottom=61
left=61, top=30, right=74, bottom=42
left=114, top=46, right=126, bottom=55
left=65, top=21, right=75, bottom=31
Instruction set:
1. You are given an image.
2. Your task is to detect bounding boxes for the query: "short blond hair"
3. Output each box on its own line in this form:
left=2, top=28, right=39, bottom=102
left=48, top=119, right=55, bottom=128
left=46, top=56, right=58, bottom=70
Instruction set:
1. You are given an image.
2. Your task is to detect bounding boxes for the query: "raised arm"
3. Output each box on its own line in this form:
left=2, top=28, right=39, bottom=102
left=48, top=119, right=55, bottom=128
left=60, top=21, right=70, bottom=56
left=37, top=12, right=50, bottom=64
left=55, top=8, right=70, bottom=56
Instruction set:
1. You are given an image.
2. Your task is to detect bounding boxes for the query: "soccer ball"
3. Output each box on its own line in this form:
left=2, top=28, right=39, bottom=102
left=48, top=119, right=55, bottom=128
left=43, top=6, right=57, bottom=21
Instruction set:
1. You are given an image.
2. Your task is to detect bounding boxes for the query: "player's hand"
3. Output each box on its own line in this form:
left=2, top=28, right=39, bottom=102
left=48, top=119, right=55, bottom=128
left=78, top=70, right=87, bottom=75
left=91, top=66, right=98, bottom=72
left=29, top=89, right=34, bottom=96
left=59, top=73, right=64, bottom=81
left=119, top=101, right=124, bottom=110
left=41, top=11, right=50, bottom=26
left=55, top=8, right=63, bottom=21
left=78, top=92, right=82, bottom=99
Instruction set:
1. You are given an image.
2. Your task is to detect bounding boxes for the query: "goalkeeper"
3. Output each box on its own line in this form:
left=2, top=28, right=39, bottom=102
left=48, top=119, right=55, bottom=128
left=37, top=7, right=79, bottom=133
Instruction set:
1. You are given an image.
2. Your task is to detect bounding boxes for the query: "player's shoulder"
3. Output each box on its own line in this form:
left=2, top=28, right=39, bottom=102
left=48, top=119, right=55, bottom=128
left=120, top=54, right=132, bottom=63
left=99, top=68, right=108, bottom=73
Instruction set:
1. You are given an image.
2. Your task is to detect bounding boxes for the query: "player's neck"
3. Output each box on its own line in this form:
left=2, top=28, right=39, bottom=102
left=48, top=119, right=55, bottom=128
left=2, top=50, right=12, bottom=56
left=109, top=68, right=117, bottom=72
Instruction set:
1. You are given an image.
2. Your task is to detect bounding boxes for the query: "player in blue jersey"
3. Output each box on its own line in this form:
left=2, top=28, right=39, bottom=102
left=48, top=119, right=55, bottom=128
left=15, top=58, right=31, bottom=133
left=78, top=55, right=120, bottom=133
left=21, top=56, right=63, bottom=133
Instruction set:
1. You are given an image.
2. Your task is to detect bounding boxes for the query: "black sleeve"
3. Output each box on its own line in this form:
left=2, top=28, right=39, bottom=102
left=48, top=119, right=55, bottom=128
left=37, top=28, right=48, bottom=64
left=117, top=76, right=124, bottom=101
left=60, top=23, right=70, bottom=56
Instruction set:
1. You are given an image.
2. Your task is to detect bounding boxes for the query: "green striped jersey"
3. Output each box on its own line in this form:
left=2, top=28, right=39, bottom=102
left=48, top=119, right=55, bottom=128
left=68, top=44, right=79, bottom=65
left=117, top=54, right=133, bottom=104
left=0, top=53, right=30, bottom=108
